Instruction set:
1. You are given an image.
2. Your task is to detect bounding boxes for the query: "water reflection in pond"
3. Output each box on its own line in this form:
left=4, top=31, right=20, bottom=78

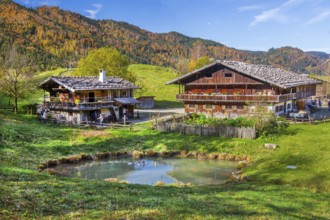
left=57, top=158, right=237, bottom=185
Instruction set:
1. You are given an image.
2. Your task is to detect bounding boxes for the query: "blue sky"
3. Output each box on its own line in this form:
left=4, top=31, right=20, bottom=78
left=14, top=0, right=330, bottom=53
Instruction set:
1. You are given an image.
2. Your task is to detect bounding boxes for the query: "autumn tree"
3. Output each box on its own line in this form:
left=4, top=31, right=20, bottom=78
left=187, top=56, right=214, bottom=72
left=0, top=45, right=36, bottom=114
left=75, top=47, right=136, bottom=82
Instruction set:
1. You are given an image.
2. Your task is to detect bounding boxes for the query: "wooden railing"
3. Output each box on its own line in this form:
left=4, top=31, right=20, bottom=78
left=44, top=95, right=137, bottom=110
left=176, top=93, right=297, bottom=103
left=44, top=100, right=114, bottom=110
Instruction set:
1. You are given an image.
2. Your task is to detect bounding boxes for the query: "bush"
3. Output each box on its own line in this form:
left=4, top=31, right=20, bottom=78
left=183, top=113, right=288, bottom=138
left=253, top=115, right=289, bottom=138
left=185, top=114, right=254, bottom=128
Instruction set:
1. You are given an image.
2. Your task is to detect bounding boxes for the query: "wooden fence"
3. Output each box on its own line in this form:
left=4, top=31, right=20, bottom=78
left=154, top=116, right=256, bottom=139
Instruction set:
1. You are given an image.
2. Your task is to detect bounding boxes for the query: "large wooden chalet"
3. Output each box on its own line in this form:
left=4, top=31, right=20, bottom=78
left=39, top=70, right=140, bottom=124
left=166, top=60, right=322, bottom=118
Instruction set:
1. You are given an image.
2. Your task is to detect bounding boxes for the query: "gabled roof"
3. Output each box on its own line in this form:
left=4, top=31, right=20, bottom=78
left=39, top=76, right=140, bottom=92
left=166, top=60, right=322, bottom=89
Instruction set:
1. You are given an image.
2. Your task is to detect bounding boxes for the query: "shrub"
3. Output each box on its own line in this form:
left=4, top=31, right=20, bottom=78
left=184, top=114, right=254, bottom=128
left=253, top=115, right=289, bottom=138
left=183, top=113, right=288, bottom=138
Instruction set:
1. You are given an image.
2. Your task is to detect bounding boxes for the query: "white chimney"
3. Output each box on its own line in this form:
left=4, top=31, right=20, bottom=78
left=99, top=69, right=106, bottom=82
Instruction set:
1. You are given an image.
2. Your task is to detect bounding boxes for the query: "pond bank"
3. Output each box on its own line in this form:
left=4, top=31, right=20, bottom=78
left=38, top=150, right=251, bottom=182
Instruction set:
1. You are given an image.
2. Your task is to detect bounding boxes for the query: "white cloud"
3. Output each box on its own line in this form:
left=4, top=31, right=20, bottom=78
left=249, top=0, right=306, bottom=27
left=250, top=8, right=286, bottom=27
left=282, top=0, right=306, bottom=7
left=85, top=4, right=103, bottom=19
left=238, top=5, right=263, bottom=12
left=305, top=10, right=330, bottom=25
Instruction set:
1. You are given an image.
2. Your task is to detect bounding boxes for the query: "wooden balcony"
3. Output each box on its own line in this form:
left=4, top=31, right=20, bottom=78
left=44, top=100, right=114, bottom=111
left=176, top=93, right=297, bottom=103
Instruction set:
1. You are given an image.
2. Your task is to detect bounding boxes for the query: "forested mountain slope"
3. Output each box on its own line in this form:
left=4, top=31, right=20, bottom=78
left=0, top=0, right=328, bottom=75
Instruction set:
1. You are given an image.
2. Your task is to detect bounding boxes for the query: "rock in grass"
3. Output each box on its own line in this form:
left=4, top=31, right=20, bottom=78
left=236, top=161, right=247, bottom=169
left=225, top=154, right=235, bottom=161
left=104, top=178, right=119, bottom=182
left=264, top=143, right=278, bottom=149
left=287, top=165, right=297, bottom=169
left=218, top=153, right=227, bottom=160
left=154, top=181, right=165, bottom=186
left=206, top=153, right=218, bottom=159
left=132, top=150, right=143, bottom=159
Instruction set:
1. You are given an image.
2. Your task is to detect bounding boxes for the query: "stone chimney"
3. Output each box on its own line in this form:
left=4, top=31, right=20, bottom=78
left=99, top=69, right=106, bottom=82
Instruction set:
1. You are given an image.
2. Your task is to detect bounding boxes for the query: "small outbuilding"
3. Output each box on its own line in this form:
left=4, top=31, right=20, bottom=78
left=137, top=96, right=155, bottom=109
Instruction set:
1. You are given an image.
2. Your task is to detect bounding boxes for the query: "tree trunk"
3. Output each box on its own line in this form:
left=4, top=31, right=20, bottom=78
left=14, top=97, right=18, bottom=114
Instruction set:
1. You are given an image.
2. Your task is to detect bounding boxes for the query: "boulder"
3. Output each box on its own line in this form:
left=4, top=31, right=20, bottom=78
left=197, top=153, right=206, bottom=160
left=132, top=150, right=143, bottom=159
left=225, top=154, right=235, bottom=161
left=236, top=161, right=247, bottom=169
left=264, top=143, right=278, bottom=149
left=206, top=153, right=218, bottom=159
left=104, top=178, right=119, bottom=182
left=180, top=150, right=188, bottom=158
left=154, top=181, right=165, bottom=186
left=218, top=153, right=227, bottom=160
left=186, top=151, right=198, bottom=158
left=145, top=150, right=159, bottom=157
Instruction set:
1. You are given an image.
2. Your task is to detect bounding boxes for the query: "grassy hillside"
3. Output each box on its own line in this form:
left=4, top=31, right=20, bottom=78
left=0, top=112, right=329, bottom=219
left=34, top=68, right=71, bottom=81
left=128, top=64, right=182, bottom=108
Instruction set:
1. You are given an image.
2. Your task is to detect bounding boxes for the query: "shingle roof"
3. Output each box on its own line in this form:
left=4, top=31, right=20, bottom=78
left=40, top=76, right=140, bottom=92
left=166, top=60, right=322, bottom=89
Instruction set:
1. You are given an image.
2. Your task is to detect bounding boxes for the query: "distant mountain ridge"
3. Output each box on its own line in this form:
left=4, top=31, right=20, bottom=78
left=306, top=51, right=330, bottom=60
left=0, top=0, right=329, bottom=75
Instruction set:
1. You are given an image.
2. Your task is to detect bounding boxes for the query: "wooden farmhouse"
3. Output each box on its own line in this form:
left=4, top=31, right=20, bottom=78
left=39, top=70, right=140, bottom=124
left=166, top=60, right=322, bottom=118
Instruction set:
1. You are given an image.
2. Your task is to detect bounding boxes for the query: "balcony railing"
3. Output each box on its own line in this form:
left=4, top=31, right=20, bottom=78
left=176, top=93, right=297, bottom=103
left=44, top=101, right=115, bottom=110
left=45, top=96, right=116, bottom=110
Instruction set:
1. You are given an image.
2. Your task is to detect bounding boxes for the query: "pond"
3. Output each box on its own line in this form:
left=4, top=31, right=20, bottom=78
left=56, top=158, right=237, bottom=185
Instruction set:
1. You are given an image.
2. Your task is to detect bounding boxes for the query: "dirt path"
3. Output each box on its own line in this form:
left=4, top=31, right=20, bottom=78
left=131, top=108, right=184, bottom=123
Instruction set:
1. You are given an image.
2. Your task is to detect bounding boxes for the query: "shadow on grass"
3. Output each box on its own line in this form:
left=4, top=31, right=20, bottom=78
left=1, top=169, right=329, bottom=219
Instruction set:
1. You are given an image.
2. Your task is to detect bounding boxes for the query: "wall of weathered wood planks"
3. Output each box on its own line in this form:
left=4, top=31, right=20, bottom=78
left=154, top=119, right=256, bottom=139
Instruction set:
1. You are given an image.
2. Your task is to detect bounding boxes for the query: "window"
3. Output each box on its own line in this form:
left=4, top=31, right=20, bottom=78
left=205, top=72, right=213, bottom=78
left=225, top=73, right=232, bottom=78
left=275, top=105, right=284, bottom=112
left=189, top=104, right=195, bottom=108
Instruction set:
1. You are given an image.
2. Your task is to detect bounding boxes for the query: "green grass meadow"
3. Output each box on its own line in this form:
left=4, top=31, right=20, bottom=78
left=128, top=64, right=182, bottom=108
left=0, top=112, right=329, bottom=219
left=0, top=65, right=329, bottom=219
